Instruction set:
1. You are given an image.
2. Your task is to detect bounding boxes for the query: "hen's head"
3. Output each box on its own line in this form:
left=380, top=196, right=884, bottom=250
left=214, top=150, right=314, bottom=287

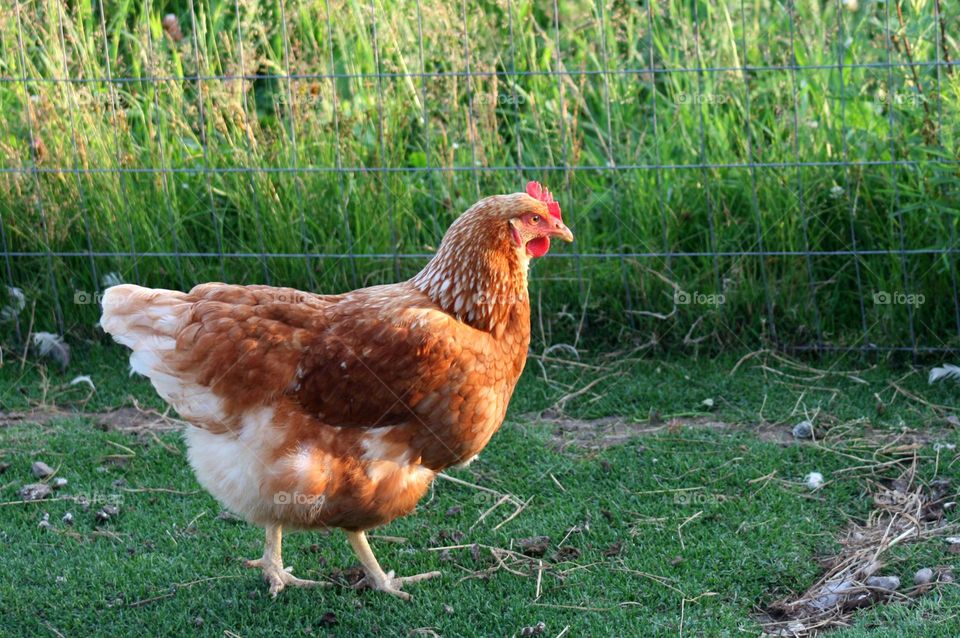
left=510, top=181, right=574, bottom=257
left=462, top=181, right=574, bottom=258
left=412, top=182, right=574, bottom=331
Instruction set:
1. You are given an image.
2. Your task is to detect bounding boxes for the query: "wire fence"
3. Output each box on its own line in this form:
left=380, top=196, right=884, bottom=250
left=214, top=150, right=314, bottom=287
left=1, top=0, right=959, bottom=355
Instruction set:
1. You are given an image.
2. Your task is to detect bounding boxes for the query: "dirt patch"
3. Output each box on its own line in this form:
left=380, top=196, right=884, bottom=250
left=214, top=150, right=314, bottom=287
left=0, top=410, right=61, bottom=428
left=534, top=414, right=955, bottom=451
left=91, top=407, right=183, bottom=433
left=0, top=407, right=182, bottom=433
left=534, top=414, right=740, bottom=450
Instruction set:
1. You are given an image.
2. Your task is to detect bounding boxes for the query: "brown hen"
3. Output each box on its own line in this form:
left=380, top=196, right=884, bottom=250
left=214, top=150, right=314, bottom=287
left=100, top=183, right=573, bottom=599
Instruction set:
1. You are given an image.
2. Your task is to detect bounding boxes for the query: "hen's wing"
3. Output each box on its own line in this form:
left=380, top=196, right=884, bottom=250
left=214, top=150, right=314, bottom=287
left=100, top=283, right=479, bottom=446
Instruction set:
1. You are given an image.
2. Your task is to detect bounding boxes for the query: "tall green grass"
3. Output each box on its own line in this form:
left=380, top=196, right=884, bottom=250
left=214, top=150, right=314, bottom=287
left=1, top=0, right=959, bottom=352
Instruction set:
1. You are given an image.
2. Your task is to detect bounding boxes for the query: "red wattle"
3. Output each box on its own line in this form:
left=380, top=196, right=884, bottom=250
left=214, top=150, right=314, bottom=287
left=526, top=236, right=550, bottom=257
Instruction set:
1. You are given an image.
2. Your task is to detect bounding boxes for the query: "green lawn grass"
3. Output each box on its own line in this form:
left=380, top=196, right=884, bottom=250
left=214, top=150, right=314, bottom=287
left=1, top=344, right=958, bottom=636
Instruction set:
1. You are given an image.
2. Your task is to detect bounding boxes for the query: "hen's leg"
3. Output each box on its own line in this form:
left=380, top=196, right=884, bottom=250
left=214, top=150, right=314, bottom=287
left=346, top=530, right=441, bottom=601
left=245, top=523, right=326, bottom=597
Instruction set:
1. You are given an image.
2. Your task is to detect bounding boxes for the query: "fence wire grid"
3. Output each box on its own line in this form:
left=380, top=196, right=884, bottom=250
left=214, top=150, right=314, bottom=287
left=1, top=0, right=959, bottom=355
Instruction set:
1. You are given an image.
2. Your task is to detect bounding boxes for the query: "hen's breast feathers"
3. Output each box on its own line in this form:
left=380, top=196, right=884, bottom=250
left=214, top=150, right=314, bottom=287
left=101, top=281, right=529, bottom=473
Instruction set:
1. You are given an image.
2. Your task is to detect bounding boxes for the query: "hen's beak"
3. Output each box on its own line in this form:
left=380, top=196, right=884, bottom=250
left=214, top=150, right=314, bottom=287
left=549, top=219, right=575, bottom=243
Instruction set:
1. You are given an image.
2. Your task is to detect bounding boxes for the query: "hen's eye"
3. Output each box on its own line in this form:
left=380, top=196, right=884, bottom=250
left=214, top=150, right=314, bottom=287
left=531, top=215, right=541, bottom=223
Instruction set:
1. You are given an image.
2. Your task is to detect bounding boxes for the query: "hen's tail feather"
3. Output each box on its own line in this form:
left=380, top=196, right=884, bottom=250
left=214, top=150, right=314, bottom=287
left=100, top=284, right=191, bottom=347
left=100, top=285, right=227, bottom=428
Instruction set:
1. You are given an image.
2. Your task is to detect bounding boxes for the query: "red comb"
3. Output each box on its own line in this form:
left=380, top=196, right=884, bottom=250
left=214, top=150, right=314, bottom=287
left=526, top=181, right=562, bottom=221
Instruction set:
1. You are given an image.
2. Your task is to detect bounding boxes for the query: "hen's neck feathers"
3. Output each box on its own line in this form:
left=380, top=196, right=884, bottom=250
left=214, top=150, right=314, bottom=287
left=411, top=195, right=530, bottom=334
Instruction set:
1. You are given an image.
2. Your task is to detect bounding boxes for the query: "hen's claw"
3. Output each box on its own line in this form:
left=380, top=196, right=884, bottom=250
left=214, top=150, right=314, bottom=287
left=346, top=530, right=443, bottom=601
left=355, top=569, right=442, bottom=600
left=245, top=557, right=326, bottom=597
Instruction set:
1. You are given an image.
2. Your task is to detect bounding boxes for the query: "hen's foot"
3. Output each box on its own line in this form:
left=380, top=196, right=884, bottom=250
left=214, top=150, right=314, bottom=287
left=346, top=530, right=441, bottom=601
left=244, top=557, right=326, bottom=597
left=246, top=523, right=328, bottom=597
left=355, top=569, right=443, bottom=601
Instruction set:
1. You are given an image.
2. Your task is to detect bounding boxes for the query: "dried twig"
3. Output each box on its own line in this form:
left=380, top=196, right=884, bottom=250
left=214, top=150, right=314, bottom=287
left=129, top=575, right=242, bottom=608
left=492, top=495, right=534, bottom=531
left=935, top=0, right=953, bottom=73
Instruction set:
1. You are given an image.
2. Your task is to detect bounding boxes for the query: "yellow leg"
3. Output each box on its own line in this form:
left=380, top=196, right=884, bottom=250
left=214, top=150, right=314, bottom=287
left=346, top=530, right=441, bottom=601
left=245, top=523, right=328, bottom=597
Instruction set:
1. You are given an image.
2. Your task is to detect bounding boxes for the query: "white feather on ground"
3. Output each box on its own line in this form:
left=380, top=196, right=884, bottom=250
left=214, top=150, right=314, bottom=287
left=1, top=286, right=25, bottom=322
left=32, top=332, right=71, bottom=369
left=929, top=364, right=960, bottom=384
left=69, top=375, right=96, bottom=390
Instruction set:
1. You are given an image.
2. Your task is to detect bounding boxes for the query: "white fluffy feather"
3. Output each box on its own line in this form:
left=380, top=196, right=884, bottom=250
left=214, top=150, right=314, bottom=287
left=929, top=363, right=960, bottom=384
left=1, top=286, right=25, bottom=322
left=100, top=284, right=225, bottom=426
left=32, top=331, right=70, bottom=369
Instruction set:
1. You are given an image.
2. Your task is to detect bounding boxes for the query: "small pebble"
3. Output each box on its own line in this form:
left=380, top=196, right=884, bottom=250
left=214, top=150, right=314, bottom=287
left=32, top=461, right=54, bottom=478
left=96, top=504, right=120, bottom=523
left=520, top=622, right=546, bottom=637
left=443, top=604, right=454, bottom=615
left=812, top=580, right=854, bottom=609
left=38, top=512, right=52, bottom=530
left=914, top=568, right=934, bottom=586
left=52, top=477, right=68, bottom=489
left=18, top=482, right=52, bottom=501
left=792, top=420, right=814, bottom=439
left=62, top=512, right=74, bottom=525
left=319, top=611, right=337, bottom=627
left=865, top=575, right=900, bottom=591
left=517, top=536, right=550, bottom=558
left=804, top=472, right=824, bottom=490
left=56, top=575, right=66, bottom=583
left=192, top=617, right=203, bottom=628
